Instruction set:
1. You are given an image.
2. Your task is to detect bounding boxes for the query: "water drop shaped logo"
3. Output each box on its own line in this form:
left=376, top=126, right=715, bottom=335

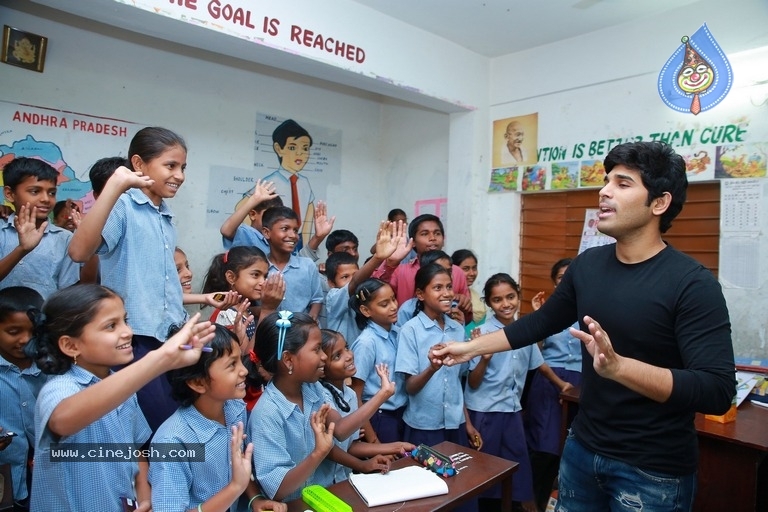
left=658, top=23, right=733, bottom=115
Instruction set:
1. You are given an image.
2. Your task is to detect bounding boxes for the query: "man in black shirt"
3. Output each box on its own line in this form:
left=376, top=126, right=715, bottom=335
left=433, top=141, right=735, bottom=512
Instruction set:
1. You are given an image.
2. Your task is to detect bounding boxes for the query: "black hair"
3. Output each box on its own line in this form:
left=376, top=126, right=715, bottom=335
left=550, top=258, right=572, bottom=283
left=387, top=208, right=407, bottom=222
left=3, top=157, right=58, bottom=190
left=261, top=206, right=299, bottom=230
left=325, top=252, right=358, bottom=283
left=325, top=229, right=359, bottom=253
left=52, top=200, right=74, bottom=220
left=25, top=284, right=121, bottom=375
left=241, top=349, right=269, bottom=394
left=603, top=141, right=688, bottom=233
left=451, top=249, right=477, bottom=267
left=254, top=311, right=317, bottom=374
left=0, top=286, right=44, bottom=323
left=349, top=278, right=390, bottom=330
left=408, top=214, right=444, bottom=241
left=319, top=329, right=350, bottom=412
left=413, top=263, right=452, bottom=318
left=128, top=127, right=187, bottom=171
left=482, top=273, right=521, bottom=306
left=202, top=246, right=268, bottom=294
left=89, top=156, right=129, bottom=196
left=166, top=324, right=239, bottom=407
left=253, top=195, right=283, bottom=214
left=419, top=250, right=451, bottom=268
left=272, top=119, right=312, bottom=164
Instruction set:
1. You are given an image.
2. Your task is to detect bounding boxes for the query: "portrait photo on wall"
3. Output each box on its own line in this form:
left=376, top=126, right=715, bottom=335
left=492, top=113, right=538, bottom=169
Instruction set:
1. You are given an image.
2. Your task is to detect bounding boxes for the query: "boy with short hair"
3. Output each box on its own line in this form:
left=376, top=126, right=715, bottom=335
left=219, top=179, right=281, bottom=253
left=0, top=157, right=79, bottom=298
left=221, top=181, right=334, bottom=261
left=0, top=286, right=46, bottom=509
left=88, top=156, right=129, bottom=199
left=372, top=213, right=471, bottom=319
left=325, top=229, right=359, bottom=262
left=261, top=206, right=324, bottom=319
left=324, top=221, right=405, bottom=344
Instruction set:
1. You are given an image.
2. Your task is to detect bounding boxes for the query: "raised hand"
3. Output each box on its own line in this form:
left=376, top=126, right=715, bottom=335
left=251, top=179, right=277, bottom=205
left=70, top=207, right=83, bottom=230
left=375, top=363, right=396, bottom=397
left=531, top=291, right=545, bottom=311
left=232, top=298, right=254, bottom=350
left=374, top=220, right=405, bottom=261
left=261, top=273, right=285, bottom=312
left=311, top=403, right=335, bottom=457
left=205, top=290, right=241, bottom=309
left=569, top=315, right=620, bottom=379
left=161, top=313, right=216, bottom=368
left=229, top=422, right=254, bottom=492
left=313, top=200, right=336, bottom=240
left=110, top=165, right=154, bottom=192
left=386, top=221, right=413, bottom=265
left=14, top=203, right=46, bottom=252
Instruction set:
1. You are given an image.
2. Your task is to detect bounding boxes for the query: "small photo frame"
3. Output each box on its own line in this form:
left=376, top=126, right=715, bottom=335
left=1, top=25, right=47, bottom=73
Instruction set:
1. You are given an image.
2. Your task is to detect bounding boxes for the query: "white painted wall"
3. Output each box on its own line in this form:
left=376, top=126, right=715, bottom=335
left=4, top=0, right=763, bottom=319
left=0, top=4, right=456, bottom=291
left=482, top=0, right=768, bottom=288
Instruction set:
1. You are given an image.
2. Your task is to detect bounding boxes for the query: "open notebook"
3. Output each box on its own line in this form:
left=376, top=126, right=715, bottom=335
left=348, top=465, right=449, bottom=507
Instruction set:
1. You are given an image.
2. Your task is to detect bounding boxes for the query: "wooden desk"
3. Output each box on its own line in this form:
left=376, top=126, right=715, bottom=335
left=559, top=387, right=768, bottom=512
left=559, top=386, right=580, bottom=452
left=287, top=441, right=518, bottom=512
left=693, top=402, right=768, bottom=512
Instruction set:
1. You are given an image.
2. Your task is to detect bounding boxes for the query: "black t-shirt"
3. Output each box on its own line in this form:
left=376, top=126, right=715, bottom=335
left=504, top=243, right=734, bottom=474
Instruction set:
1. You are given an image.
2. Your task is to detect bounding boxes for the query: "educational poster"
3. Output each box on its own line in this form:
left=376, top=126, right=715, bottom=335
left=579, top=160, right=605, bottom=188
left=206, top=114, right=342, bottom=244
left=0, top=100, right=140, bottom=213
left=681, top=146, right=716, bottom=180
left=521, top=164, right=547, bottom=191
left=488, top=44, right=767, bottom=194
left=578, top=209, right=616, bottom=254
left=714, top=143, right=767, bottom=178
left=550, top=161, right=579, bottom=190
left=491, top=113, right=538, bottom=169
left=488, top=167, right=519, bottom=192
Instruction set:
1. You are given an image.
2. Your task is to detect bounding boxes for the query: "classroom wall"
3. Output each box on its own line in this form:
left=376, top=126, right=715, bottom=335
left=480, top=0, right=768, bottom=290
left=0, top=3, right=455, bottom=290
left=484, top=0, right=768, bottom=362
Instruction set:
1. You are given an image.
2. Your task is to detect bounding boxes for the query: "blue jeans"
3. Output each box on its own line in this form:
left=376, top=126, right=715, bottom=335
left=556, top=431, right=696, bottom=512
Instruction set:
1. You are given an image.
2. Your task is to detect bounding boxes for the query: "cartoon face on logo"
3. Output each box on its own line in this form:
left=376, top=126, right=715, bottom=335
left=677, top=61, right=713, bottom=94
left=658, top=24, right=732, bottom=115
left=677, top=38, right=714, bottom=95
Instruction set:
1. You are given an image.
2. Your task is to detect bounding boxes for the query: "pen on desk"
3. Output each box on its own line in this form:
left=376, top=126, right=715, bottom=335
left=179, top=344, right=213, bottom=352
left=750, top=400, right=768, bottom=409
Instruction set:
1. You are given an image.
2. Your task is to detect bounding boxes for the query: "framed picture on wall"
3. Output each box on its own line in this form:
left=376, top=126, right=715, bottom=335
left=1, top=25, right=47, bottom=73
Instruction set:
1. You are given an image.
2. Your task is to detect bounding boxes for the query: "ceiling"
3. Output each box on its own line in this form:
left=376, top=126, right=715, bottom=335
left=351, top=0, right=701, bottom=58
